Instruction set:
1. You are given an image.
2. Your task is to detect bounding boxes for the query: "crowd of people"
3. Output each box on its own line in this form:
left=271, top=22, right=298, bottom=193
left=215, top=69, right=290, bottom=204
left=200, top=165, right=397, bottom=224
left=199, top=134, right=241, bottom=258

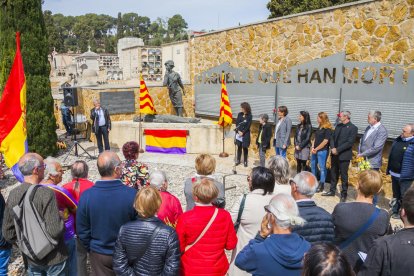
left=0, top=103, right=413, bottom=276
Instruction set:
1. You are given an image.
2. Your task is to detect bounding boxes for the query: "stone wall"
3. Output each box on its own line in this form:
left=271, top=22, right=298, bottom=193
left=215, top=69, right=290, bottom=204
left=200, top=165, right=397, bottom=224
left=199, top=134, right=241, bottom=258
left=53, top=84, right=194, bottom=131
left=188, top=0, right=414, bottom=197
left=189, top=0, right=414, bottom=82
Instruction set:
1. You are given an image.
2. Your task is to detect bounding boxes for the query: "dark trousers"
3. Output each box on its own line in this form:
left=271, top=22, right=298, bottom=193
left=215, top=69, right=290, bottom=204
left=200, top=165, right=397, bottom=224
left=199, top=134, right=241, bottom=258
left=329, top=155, right=350, bottom=197
left=62, top=115, right=72, bottom=134
left=237, top=146, right=248, bottom=163
left=392, top=176, right=413, bottom=214
left=90, top=252, right=115, bottom=276
left=296, top=159, right=307, bottom=173
left=76, top=238, right=88, bottom=276
left=95, top=126, right=110, bottom=153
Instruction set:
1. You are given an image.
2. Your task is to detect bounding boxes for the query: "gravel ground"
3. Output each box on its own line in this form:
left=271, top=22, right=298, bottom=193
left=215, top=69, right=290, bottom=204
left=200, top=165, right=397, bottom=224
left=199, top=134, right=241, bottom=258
left=0, top=131, right=403, bottom=275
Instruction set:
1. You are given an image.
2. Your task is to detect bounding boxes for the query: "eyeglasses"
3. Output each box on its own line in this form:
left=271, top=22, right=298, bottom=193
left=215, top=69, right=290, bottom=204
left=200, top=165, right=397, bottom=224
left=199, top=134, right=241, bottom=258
left=36, top=164, right=46, bottom=170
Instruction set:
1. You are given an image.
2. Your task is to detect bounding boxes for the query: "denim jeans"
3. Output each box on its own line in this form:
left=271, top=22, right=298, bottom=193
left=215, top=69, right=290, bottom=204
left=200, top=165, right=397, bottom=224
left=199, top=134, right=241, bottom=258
left=27, top=260, right=68, bottom=276
left=311, top=150, right=328, bottom=183
left=65, top=238, right=77, bottom=276
left=275, top=147, right=287, bottom=158
left=0, top=249, right=11, bottom=276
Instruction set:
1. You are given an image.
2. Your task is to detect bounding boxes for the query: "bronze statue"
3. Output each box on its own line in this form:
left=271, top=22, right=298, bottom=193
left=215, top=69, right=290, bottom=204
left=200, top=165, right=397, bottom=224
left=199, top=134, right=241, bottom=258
left=163, top=60, right=185, bottom=116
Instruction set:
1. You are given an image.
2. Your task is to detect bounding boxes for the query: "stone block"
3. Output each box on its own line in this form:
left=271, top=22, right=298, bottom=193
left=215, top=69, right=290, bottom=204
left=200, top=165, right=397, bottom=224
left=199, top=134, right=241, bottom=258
left=393, top=39, right=409, bottom=52
left=363, top=18, right=377, bottom=34
left=385, top=26, right=401, bottom=43
left=374, top=25, right=389, bottom=38
left=392, top=4, right=408, bottom=23
left=346, top=40, right=359, bottom=55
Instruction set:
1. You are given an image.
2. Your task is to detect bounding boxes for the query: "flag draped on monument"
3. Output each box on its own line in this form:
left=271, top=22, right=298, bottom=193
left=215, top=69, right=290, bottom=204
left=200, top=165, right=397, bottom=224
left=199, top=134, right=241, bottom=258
left=139, top=75, right=157, bottom=115
left=217, top=73, right=232, bottom=127
left=0, top=33, right=28, bottom=182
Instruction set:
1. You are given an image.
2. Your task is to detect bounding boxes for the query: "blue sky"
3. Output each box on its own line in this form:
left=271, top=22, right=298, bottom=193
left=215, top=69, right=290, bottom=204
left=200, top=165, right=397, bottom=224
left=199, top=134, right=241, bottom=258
left=42, top=0, right=271, bottom=31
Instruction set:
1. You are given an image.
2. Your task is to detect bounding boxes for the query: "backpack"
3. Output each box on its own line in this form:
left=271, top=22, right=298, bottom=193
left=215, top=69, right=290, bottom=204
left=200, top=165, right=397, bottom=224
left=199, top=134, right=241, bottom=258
left=12, top=185, right=59, bottom=261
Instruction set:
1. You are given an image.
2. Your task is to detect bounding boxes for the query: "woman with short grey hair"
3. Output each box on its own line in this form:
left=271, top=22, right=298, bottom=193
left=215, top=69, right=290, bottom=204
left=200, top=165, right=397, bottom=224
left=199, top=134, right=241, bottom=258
left=235, top=193, right=310, bottom=275
left=268, top=155, right=291, bottom=194
left=149, top=170, right=183, bottom=227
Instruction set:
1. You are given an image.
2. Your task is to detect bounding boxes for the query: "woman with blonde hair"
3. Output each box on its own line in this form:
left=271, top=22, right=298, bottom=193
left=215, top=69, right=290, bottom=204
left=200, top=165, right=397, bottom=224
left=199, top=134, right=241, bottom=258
left=235, top=193, right=310, bottom=275
left=183, top=153, right=225, bottom=211
left=113, top=186, right=180, bottom=275
left=177, top=178, right=237, bottom=275
left=332, top=170, right=391, bottom=272
left=311, top=112, right=333, bottom=192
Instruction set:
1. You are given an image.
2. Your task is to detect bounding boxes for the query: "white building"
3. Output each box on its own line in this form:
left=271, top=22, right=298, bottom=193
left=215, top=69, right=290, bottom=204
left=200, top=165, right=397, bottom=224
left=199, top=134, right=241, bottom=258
left=162, top=40, right=189, bottom=83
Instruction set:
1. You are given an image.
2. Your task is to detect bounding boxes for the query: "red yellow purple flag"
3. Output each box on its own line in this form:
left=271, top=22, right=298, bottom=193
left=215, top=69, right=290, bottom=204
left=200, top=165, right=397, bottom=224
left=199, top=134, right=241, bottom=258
left=217, top=72, right=233, bottom=127
left=139, top=74, right=156, bottom=115
left=0, top=33, right=27, bottom=182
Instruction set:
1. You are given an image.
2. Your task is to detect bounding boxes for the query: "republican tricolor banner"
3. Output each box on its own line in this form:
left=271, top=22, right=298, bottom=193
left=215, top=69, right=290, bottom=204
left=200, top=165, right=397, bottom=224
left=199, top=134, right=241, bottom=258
left=144, top=129, right=187, bottom=154
left=0, top=33, right=27, bottom=182
left=139, top=74, right=156, bottom=115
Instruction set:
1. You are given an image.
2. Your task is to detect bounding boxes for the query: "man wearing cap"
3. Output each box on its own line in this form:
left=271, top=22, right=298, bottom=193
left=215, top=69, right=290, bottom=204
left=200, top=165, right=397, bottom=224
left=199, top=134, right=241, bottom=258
left=163, top=60, right=185, bottom=117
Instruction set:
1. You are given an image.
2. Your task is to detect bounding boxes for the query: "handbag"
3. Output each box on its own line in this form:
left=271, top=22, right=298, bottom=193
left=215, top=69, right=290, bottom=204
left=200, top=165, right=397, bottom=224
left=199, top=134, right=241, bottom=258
left=339, top=207, right=381, bottom=250
left=234, top=194, right=247, bottom=232
left=184, top=208, right=218, bottom=253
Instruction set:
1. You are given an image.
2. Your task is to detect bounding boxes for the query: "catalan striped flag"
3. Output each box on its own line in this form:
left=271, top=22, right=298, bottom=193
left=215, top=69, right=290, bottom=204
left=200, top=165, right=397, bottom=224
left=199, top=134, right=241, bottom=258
left=217, top=72, right=233, bottom=127
left=0, top=33, right=27, bottom=182
left=139, top=74, right=156, bottom=115
left=144, top=129, right=186, bottom=154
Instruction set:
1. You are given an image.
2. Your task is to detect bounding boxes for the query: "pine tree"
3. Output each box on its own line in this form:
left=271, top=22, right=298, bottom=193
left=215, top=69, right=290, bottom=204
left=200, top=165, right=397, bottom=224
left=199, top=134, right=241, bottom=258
left=0, top=0, right=58, bottom=157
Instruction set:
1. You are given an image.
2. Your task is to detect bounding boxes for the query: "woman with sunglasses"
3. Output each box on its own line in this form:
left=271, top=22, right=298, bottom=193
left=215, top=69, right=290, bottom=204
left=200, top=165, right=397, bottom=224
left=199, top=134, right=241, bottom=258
left=228, top=167, right=275, bottom=276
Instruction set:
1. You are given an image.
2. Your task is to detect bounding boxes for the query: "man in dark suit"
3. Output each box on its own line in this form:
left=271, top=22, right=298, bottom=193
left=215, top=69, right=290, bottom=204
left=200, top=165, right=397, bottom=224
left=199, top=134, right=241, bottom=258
left=256, top=114, right=272, bottom=167
left=90, top=99, right=111, bottom=153
left=322, top=111, right=358, bottom=202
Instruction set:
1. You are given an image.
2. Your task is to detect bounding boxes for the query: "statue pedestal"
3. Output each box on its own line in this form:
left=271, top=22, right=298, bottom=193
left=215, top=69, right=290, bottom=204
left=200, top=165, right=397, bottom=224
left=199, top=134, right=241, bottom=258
left=110, top=119, right=235, bottom=154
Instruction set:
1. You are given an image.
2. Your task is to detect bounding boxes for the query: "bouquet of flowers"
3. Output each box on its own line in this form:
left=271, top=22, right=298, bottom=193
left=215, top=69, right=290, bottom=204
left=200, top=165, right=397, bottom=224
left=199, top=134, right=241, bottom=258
left=356, top=156, right=371, bottom=171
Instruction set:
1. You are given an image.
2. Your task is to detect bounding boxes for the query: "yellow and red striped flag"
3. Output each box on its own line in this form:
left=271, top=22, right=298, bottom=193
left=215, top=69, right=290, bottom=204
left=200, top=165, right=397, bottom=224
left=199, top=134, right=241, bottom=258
left=217, top=73, right=232, bottom=127
left=0, top=32, right=27, bottom=182
left=139, top=74, right=156, bottom=115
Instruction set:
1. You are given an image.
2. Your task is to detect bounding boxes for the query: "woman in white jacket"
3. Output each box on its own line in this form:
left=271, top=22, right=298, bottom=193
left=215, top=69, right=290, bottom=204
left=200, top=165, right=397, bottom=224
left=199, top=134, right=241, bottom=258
left=228, top=167, right=275, bottom=276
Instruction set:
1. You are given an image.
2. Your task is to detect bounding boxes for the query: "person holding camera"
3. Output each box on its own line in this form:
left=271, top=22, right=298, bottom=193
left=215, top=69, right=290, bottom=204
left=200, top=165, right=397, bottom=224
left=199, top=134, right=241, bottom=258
left=235, top=102, right=252, bottom=167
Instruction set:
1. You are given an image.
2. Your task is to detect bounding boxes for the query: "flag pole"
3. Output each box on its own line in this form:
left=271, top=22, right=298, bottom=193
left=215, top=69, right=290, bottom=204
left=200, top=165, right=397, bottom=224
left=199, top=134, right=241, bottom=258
left=138, top=112, right=144, bottom=153
left=219, top=125, right=229, bottom=157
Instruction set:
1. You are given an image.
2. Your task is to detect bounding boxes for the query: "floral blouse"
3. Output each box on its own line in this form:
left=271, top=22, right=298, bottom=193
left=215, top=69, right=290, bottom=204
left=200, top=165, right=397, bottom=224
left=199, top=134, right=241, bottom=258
left=120, top=159, right=149, bottom=190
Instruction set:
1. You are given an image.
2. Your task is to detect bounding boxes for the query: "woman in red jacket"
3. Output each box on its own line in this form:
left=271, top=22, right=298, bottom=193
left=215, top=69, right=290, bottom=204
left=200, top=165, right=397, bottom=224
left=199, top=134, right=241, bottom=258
left=176, top=178, right=237, bottom=275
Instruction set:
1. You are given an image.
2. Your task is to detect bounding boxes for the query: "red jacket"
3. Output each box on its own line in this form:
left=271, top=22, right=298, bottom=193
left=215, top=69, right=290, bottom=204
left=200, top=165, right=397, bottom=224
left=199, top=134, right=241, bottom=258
left=176, top=206, right=237, bottom=276
left=63, top=178, right=94, bottom=202
left=157, top=191, right=183, bottom=227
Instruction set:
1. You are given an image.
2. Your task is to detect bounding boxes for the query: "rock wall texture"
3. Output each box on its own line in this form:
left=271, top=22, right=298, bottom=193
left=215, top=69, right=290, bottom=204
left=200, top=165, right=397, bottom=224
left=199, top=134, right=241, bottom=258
left=189, top=0, right=414, bottom=80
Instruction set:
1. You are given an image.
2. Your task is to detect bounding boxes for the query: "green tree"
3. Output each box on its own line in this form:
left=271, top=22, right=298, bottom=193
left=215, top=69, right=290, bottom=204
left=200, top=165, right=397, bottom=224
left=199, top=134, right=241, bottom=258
left=168, top=14, right=188, bottom=38
left=0, top=0, right=58, bottom=156
left=43, top=10, right=64, bottom=52
left=267, top=0, right=357, bottom=18
left=116, top=12, right=124, bottom=40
